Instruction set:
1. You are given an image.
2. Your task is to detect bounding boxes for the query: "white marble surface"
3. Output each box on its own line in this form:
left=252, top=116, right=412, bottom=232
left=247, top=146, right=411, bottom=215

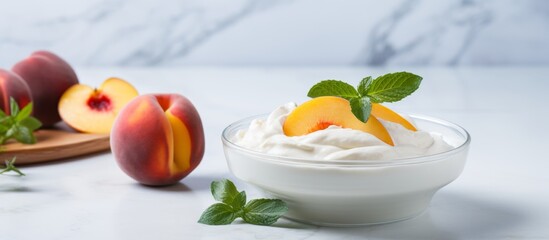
left=1, top=67, right=549, bottom=240
left=1, top=0, right=549, bottom=67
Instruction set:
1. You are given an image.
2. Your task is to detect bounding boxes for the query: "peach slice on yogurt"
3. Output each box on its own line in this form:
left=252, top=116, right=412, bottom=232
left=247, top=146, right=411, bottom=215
left=283, top=96, right=394, bottom=146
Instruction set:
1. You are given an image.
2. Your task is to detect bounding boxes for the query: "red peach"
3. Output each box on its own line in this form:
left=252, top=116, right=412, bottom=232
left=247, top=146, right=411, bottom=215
left=0, top=69, right=32, bottom=115
left=12, top=50, right=79, bottom=126
left=111, top=94, right=205, bottom=186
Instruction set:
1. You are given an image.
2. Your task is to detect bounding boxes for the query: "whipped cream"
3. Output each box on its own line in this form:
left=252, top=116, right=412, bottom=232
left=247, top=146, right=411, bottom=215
left=234, top=103, right=454, bottom=160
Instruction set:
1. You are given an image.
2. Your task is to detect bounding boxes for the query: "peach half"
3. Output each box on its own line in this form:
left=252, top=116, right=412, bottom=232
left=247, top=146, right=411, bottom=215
left=283, top=96, right=394, bottom=146
left=58, top=77, right=138, bottom=133
left=110, top=94, right=205, bottom=186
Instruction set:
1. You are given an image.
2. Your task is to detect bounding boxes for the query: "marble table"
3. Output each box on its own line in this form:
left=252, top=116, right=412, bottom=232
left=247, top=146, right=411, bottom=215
left=1, top=67, right=548, bottom=240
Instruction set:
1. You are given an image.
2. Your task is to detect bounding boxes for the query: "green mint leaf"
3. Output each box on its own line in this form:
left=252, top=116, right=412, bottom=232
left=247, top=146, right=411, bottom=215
left=0, top=124, right=9, bottom=133
left=0, top=109, right=6, bottom=118
left=15, top=102, right=32, bottom=122
left=229, top=191, right=247, bottom=215
left=242, top=199, right=288, bottom=226
left=1, top=99, right=41, bottom=145
left=307, top=80, right=359, bottom=100
left=19, top=117, right=42, bottom=131
left=349, top=96, right=372, bottom=122
left=211, top=179, right=239, bottom=204
left=9, top=97, right=19, bottom=116
left=14, top=125, right=36, bottom=144
left=357, top=76, right=372, bottom=96
left=5, top=126, right=16, bottom=139
left=198, top=203, right=237, bottom=225
left=365, top=72, right=422, bottom=103
left=0, top=157, right=25, bottom=176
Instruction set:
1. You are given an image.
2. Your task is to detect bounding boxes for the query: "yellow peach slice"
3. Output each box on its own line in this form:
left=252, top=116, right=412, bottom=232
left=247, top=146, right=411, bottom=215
left=371, top=103, right=417, bottom=131
left=283, top=96, right=394, bottom=146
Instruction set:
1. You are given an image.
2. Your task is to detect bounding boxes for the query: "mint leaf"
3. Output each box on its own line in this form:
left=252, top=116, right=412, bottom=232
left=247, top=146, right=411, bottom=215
left=366, top=72, right=422, bottom=103
left=15, top=102, right=32, bottom=122
left=229, top=191, right=247, bottom=214
left=242, top=199, right=288, bottom=226
left=0, top=157, right=25, bottom=176
left=198, top=203, right=237, bottom=225
left=349, top=96, right=372, bottom=122
left=19, top=117, right=42, bottom=131
left=211, top=179, right=239, bottom=204
left=307, top=80, right=359, bottom=100
left=9, top=98, right=19, bottom=116
left=357, top=76, right=372, bottom=96
left=1, top=99, right=41, bottom=145
left=199, top=179, right=288, bottom=226
left=14, top=126, right=35, bottom=144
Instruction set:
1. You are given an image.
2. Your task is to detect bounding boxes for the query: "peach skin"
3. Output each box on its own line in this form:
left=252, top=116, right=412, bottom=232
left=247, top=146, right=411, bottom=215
left=12, top=50, right=79, bottom=126
left=111, top=94, right=205, bottom=186
left=0, top=69, right=33, bottom=115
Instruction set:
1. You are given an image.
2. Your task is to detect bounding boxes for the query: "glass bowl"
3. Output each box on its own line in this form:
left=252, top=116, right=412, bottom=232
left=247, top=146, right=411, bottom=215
left=222, top=114, right=470, bottom=226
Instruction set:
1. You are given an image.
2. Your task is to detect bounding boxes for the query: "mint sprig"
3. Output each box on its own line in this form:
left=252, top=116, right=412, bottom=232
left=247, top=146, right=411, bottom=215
left=0, top=98, right=42, bottom=144
left=0, top=157, right=25, bottom=176
left=198, top=179, right=288, bottom=226
left=307, top=72, right=422, bottom=122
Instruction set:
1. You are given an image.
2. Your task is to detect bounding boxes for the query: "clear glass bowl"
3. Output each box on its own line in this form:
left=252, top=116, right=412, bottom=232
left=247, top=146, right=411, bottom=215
left=222, top=114, right=470, bottom=226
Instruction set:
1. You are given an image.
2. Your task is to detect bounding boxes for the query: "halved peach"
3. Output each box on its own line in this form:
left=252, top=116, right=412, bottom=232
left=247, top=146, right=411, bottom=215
left=371, top=103, right=417, bottom=131
left=283, top=96, right=394, bottom=146
left=58, top=77, right=138, bottom=133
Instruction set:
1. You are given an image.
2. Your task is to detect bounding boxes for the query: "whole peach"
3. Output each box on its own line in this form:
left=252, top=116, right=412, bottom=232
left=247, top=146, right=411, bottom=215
left=12, top=50, right=79, bottom=126
left=111, top=94, right=205, bottom=186
left=0, top=69, right=32, bottom=115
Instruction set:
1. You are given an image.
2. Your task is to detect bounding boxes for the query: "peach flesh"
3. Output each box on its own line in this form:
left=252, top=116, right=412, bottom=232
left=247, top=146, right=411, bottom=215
left=283, top=96, right=394, bottom=146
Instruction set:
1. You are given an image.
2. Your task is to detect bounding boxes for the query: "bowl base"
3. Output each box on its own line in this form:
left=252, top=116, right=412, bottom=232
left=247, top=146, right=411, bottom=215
left=283, top=207, right=427, bottom=227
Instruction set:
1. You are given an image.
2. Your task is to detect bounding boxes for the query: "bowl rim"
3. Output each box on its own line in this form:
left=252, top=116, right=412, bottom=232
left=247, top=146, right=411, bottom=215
left=221, top=113, right=471, bottom=167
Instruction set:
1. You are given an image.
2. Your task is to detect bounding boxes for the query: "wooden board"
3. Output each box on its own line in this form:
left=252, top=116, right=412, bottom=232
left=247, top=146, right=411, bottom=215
left=0, top=129, right=110, bottom=165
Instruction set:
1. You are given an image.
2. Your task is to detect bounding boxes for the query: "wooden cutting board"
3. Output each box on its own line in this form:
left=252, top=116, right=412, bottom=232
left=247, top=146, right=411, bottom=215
left=0, top=129, right=110, bottom=165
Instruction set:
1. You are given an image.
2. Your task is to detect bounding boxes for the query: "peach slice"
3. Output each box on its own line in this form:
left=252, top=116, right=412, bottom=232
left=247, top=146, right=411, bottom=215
left=283, top=96, right=394, bottom=146
left=58, top=78, right=138, bottom=133
left=371, top=103, right=417, bottom=131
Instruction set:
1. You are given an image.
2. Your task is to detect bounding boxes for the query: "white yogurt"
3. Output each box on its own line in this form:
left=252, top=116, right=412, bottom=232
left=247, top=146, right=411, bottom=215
left=234, top=103, right=454, bottom=160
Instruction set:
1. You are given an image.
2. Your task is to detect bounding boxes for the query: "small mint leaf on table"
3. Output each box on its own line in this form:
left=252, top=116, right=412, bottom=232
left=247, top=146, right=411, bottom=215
left=307, top=80, right=359, bottom=100
left=198, top=203, right=237, bottom=225
left=349, top=96, right=372, bottom=122
left=229, top=191, right=247, bottom=214
left=211, top=179, right=239, bottom=204
left=242, top=199, right=288, bottom=226
left=0, top=157, right=25, bottom=176
left=365, top=72, right=422, bottom=103
left=199, top=179, right=288, bottom=226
